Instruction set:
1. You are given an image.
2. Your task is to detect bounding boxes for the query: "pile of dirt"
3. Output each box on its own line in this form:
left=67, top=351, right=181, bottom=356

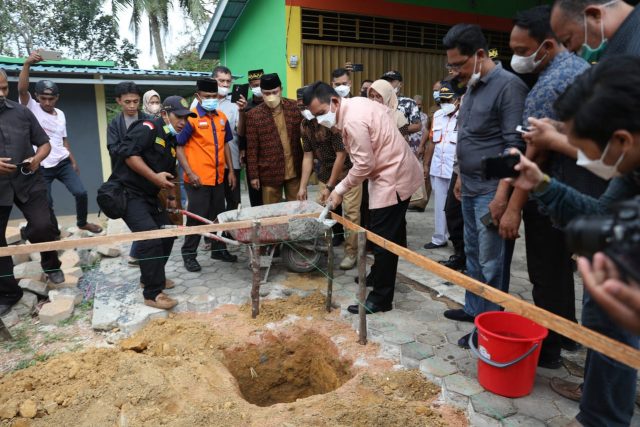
left=240, top=291, right=329, bottom=324
left=0, top=303, right=466, bottom=426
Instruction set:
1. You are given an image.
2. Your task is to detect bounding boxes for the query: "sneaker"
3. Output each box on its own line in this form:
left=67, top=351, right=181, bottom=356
left=549, top=377, right=582, bottom=402
left=144, top=292, right=178, bottom=310
left=47, top=270, right=65, bottom=285
left=339, top=255, right=356, bottom=270
left=184, top=258, right=201, bottom=272
left=79, top=223, right=103, bottom=234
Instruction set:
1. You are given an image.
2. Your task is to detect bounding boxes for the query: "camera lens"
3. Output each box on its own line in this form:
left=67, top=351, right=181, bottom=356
left=565, top=216, right=615, bottom=257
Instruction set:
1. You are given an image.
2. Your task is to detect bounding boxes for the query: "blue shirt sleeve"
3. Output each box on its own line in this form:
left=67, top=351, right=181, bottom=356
left=224, top=120, right=233, bottom=143
left=176, top=120, right=194, bottom=146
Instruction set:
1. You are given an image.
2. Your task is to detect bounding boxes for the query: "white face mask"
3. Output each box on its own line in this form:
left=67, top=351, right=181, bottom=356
left=251, top=87, right=262, bottom=97
left=218, top=86, right=230, bottom=96
left=147, top=104, right=161, bottom=115
left=441, top=102, right=456, bottom=115
left=334, top=84, right=351, bottom=98
left=468, top=54, right=481, bottom=88
left=316, top=102, right=337, bottom=129
left=511, top=42, right=547, bottom=74
left=301, top=109, right=315, bottom=121
left=433, top=91, right=441, bottom=103
left=393, top=86, right=399, bottom=94
left=576, top=143, right=625, bottom=180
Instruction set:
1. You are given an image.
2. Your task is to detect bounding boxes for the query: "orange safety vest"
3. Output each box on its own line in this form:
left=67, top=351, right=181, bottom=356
left=181, top=105, right=230, bottom=186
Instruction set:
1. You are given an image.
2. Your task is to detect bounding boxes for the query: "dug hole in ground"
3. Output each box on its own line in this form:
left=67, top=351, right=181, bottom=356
left=0, top=290, right=466, bottom=426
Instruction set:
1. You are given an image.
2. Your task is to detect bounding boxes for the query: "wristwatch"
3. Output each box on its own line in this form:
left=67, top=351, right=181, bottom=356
left=533, top=174, right=551, bottom=194
left=326, top=184, right=335, bottom=191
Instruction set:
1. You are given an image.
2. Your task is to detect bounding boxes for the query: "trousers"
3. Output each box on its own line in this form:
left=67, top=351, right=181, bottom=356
left=261, top=178, right=300, bottom=205
left=444, top=172, right=464, bottom=253
left=41, top=158, right=89, bottom=227
left=182, top=184, right=226, bottom=260
left=429, top=175, right=450, bottom=245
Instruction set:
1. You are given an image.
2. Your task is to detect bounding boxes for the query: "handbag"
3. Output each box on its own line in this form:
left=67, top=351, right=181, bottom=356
left=97, top=177, right=128, bottom=219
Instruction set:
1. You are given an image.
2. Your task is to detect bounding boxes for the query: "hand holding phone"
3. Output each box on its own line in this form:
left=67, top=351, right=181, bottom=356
left=516, top=125, right=530, bottom=134
left=36, top=49, right=62, bottom=61
left=352, top=63, right=364, bottom=72
left=231, top=84, right=249, bottom=103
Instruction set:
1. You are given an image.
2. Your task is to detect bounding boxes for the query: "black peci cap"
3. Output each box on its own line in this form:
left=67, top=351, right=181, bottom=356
left=196, top=78, right=218, bottom=93
left=260, top=73, right=282, bottom=90
left=248, top=69, right=264, bottom=81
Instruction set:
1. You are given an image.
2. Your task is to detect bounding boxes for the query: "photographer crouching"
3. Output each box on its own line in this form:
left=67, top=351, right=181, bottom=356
left=509, top=55, right=640, bottom=427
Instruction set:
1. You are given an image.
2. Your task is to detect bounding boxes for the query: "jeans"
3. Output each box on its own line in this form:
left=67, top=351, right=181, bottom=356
left=577, top=289, right=639, bottom=427
left=41, top=158, right=89, bottom=227
left=461, top=192, right=507, bottom=316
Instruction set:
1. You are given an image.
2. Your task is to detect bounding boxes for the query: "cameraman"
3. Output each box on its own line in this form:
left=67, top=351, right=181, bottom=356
left=510, top=55, right=639, bottom=427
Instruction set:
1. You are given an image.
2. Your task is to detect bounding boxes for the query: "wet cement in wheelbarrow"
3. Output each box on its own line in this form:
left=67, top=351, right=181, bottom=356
left=0, top=295, right=466, bottom=427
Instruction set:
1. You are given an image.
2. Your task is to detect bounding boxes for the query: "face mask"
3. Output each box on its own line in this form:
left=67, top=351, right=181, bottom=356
left=251, top=87, right=263, bottom=97
left=201, top=98, right=218, bottom=111
left=147, top=104, right=161, bottom=115
left=316, top=102, right=337, bottom=129
left=301, top=109, right=315, bottom=121
left=393, top=86, right=399, bottom=94
left=441, top=102, right=456, bottom=115
left=334, top=85, right=350, bottom=98
left=511, top=42, right=547, bottom=74
left=218, top=86, right=230, bottom=97
left=576, top=143, right=624, bottom=180
left=264, top=94, right=281, bottom=109
left=468, top=54, right=481, bottom=88
left=579, top=12, right=609, bottom=64
left=433, top=91, right=440, bottom=103
left=166, top=123, right=178, bottom=136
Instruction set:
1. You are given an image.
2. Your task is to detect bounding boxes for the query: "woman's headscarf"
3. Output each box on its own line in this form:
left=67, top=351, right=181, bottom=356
left=142, top=90, right=161, bottom=116
left=368, top=79, right=408, bottom=129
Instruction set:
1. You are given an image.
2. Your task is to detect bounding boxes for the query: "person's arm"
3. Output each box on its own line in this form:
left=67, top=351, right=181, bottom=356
left=245, top=111, right=260, bottom=189
left=62, top=138, right=79, bottom=173
left=423, top=140, right=435, bottom=179
left=407, top=122, right=422, bottom=133
left=417, top=125, right=429, bottom=158
left=176, top=146, right=200, bottom=188
left=18, top=51, right=42, bottom=106
left=334, top=122, right=374, bottom=197
left=125, top=156, right=174, bottom=189
left=524, top=117, right=578, bottom=159
left=222, top=121, right=237, bottom=190
left=297, top=151, right=314, bottom=200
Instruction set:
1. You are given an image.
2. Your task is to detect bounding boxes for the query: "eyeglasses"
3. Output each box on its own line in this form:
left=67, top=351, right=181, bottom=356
left=446, top=56, right=472, bottom=71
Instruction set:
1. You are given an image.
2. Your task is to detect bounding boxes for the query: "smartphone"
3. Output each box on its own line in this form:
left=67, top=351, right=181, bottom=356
left=351, top=63, right=364, bottom=72
left=516, top=125, right=530, bottom=134
left=482, top=153, right=521, bottom=180
left=231, top=84, right=249, bottom=103
left=480, top=212, right=497, bottom=229
left=36, top=49, right=62, bottom=61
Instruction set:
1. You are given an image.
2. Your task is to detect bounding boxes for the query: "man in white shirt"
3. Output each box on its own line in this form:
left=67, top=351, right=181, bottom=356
left=423, top=83, right=460, bottom=249
left=18, top=52, right=102, bottom=234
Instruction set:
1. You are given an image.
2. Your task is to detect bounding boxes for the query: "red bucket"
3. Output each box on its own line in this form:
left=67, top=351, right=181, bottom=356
left=469, top=311, right=548, bottom=398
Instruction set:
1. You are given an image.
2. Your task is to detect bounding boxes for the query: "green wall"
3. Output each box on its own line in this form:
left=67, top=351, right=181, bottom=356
left=222, top=0, right=288, bottom=92
left=386, top=0, right=551, bottom=18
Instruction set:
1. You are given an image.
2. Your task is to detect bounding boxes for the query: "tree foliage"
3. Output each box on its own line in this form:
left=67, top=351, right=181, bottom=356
left=164, top=39, right=218, bottom=72
left=0, top=0, right=140, bottom=67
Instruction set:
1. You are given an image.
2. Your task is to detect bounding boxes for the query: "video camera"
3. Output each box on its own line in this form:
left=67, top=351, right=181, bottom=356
left=566, top=196, right=640, bottom=283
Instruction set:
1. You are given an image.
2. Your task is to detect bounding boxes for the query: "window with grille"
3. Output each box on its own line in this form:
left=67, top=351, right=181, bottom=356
left=301, top=9, right=512, bottom=56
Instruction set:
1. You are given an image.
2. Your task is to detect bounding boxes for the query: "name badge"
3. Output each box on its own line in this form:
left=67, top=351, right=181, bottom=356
left=155, top=137, right=166, bottom=148
left=198, top=120, right=209, bottom=129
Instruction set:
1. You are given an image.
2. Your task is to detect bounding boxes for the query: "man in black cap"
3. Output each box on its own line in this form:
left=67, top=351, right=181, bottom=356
left=246, top=73, right=303, bottom=205
left=113, top=95, right=194, bottom=310
left=381, top=70, right=422, bottom=136
left=18, top=51, right=103, bottom=234
left=0, top=68, right=66, bottom=315
left=238, top=68, right=264, bottom=207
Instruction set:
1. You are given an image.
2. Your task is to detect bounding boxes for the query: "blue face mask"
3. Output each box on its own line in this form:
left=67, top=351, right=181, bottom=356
left=166, top=124, right=177, bottom=136
left=201, top=98, right=218, bottom=111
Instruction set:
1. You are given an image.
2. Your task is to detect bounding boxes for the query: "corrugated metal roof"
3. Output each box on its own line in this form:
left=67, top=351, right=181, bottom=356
left=199, top=0, right=250, bottom=59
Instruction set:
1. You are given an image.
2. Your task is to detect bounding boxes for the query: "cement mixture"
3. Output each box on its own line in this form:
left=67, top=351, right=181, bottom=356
left=0, top=294, right=466, bottom=427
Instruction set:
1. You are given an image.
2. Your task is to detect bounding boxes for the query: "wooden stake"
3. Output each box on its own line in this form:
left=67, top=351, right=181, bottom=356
left=326, top=228, right=334, bottom=312
left=332, top=213, right=640, bottom=370
left=250, top=220, right=261, bottom=319
left=357, top=230, right=367, bottom=345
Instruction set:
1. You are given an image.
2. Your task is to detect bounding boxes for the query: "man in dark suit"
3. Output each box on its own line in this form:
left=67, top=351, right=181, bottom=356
left=246, top=73, right=303, bottom=204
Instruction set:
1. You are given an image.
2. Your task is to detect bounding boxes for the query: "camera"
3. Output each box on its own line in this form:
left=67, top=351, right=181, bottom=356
left=566, top=196, right=640, bottom=283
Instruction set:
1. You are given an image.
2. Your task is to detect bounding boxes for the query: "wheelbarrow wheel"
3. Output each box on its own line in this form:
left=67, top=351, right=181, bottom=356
left=281, top=243, right=322, bottom=273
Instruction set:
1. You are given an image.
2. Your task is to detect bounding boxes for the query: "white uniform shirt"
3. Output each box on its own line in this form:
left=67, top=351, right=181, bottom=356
left=429, top=108, right=458, bottom=179
left=26, top=95, right=69, bottom=168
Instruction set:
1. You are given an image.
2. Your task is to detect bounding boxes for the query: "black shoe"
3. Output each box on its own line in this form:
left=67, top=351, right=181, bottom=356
left=457, top=332, right=478, bottom=349
left=439, top=254, right=466, bottom=271
left=354, top=275, right=374, bottom=287
left=184, top=258, right=202, bottom=272
left=423, top=242, right=447, bottom=250
left=561, top=338, right=582, bottom=352
left=47, top=270, right=65, bottom=285
left=332, top=235, right=345, bottom=247
left=0, top=304, right=12, bottom=317
left=347, top=301, right=392, bottom=314
left=538, top=357, right=563, bottom=369
left=211, top=249, right=238, bottom=263
left=407, top=205, right=426, bottom=212
left=444, top=309, right=475, bottom=323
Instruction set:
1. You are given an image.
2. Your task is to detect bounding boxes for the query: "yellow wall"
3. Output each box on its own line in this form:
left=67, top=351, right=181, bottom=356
left=94, top=82, right=110, bottom=181
left=285, top=5, right=302, bottom=99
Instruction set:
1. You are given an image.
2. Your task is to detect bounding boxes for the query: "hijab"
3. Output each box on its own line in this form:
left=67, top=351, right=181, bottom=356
left=142, top=90, right=161, bottom=116
left=368, top=79, right=408, bottom=129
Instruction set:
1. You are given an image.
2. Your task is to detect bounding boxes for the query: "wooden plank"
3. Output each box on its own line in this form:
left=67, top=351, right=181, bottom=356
left=0, top=213, right=319, bottom=257
left=332, top=213, right=640, bottom=370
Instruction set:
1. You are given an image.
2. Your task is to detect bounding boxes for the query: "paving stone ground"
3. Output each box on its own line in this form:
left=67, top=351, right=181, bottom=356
left=82, top=185, right=640, bottom=426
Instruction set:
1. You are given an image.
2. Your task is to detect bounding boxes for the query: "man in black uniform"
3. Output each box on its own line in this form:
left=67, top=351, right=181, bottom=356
left=113, top=96, right=195, bottom=310
left=0, top=69, right=65, bottom=315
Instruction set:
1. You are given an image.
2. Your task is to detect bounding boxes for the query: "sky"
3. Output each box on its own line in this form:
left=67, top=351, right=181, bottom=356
left=106, top=0, right=209, bottom=69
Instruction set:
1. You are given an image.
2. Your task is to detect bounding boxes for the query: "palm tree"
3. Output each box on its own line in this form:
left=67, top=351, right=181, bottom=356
left=113, top=0, right=209, bottom=69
